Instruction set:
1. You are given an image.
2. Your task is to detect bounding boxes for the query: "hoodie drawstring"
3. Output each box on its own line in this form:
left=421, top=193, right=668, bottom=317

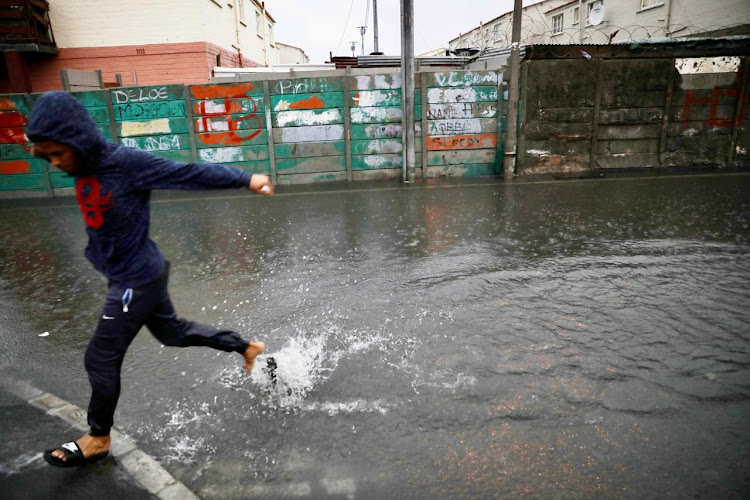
left=122, top=288, right=132, bottom=313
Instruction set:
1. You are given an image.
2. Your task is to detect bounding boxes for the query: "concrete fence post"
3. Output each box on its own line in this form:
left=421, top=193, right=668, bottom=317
left=262, top=80, right=278, bottom=184
left=182, top=85, right=199, bottom=163
left=589, top=57, right=604, bottom=170
left=343, top=67, right=353, bottom=182
left=659, top=59, right=677, bottom=168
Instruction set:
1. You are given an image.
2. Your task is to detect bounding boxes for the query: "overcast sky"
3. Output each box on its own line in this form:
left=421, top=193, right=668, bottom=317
left=270, top=0, right=524, bottom=63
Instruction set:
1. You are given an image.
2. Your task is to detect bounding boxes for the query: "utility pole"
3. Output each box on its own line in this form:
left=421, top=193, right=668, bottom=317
left=503, top=0, right=523, bottom=180
left=373, top=0, right=380, bottom=53
left=358, top=26, right=367, bottom=55
left=400, top=0, right=415, bottom=183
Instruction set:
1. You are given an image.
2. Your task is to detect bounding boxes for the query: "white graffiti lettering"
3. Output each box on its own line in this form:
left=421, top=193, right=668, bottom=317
left=112, top=87, right=169, bottom=104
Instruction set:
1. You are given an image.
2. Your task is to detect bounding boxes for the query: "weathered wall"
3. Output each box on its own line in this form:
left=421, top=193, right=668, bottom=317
left=519, top=53, right=749, bottom=175
left=0, top=69, right=504, bottom=196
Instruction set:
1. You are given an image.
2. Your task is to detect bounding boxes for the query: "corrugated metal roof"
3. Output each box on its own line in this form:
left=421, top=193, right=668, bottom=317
left=329, top=55, right=472, bottom=69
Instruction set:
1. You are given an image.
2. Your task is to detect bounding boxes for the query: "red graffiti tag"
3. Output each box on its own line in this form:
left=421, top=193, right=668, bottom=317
left=195, top=97, right=262, bottom=147
left=76, top=177, right=113, bottom=230
left=682, top=67, right=747, bottom=129
left=0, top=111, right=31, bottom=151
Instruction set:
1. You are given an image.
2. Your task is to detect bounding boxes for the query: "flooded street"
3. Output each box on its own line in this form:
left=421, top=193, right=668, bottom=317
left=1, top=172, right=749, bottom=498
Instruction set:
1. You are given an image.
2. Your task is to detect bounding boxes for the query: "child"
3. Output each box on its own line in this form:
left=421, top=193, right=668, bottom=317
left=27, top=91, right=272, bottom=467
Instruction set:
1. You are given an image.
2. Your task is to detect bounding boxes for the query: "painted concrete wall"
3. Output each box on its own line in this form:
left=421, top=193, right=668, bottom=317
left=0, top=69, right=505, bottom=195
left=519, top=54, right=750, bottom=174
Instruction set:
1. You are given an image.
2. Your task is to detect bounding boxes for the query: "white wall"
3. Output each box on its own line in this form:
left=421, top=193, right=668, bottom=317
left=49, top=0, right=204, bottom=48
left=545, top=0, right=750, bottom=45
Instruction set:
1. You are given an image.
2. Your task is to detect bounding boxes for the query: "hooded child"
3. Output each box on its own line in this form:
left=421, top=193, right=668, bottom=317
left=26, top=91, right=272, bottom=467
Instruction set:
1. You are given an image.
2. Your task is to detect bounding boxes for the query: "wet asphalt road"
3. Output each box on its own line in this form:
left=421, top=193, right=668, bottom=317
left=1, top=172, right=749, bottom=498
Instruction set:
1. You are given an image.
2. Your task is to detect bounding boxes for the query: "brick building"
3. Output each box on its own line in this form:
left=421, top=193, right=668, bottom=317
left=0, top=0, right=306, bottom=93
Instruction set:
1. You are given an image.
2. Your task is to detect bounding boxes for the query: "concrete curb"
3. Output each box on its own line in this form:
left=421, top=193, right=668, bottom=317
left=1, top=377, right=200, bottom=500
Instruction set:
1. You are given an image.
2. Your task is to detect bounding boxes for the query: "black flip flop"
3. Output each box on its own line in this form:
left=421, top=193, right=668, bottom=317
left=43, top=441, right=109, bottom=468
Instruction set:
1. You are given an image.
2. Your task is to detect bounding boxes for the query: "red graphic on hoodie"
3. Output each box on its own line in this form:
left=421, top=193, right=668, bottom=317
left=76, top=177, right=113, bottom=229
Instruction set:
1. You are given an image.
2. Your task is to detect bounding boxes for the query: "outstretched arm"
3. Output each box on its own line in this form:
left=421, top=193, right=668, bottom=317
left=128, top=148, right=273, bottom=194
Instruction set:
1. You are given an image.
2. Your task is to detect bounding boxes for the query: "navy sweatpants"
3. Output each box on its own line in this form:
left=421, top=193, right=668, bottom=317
left=84, top=267, right=249, bottom=436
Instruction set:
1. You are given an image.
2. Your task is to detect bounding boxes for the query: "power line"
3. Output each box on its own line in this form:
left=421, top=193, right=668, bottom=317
left=335, top=0, right=358, bottom=56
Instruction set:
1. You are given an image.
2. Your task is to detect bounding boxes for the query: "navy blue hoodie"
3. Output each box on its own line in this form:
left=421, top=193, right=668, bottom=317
left=27, top=91, right=253, bottom=287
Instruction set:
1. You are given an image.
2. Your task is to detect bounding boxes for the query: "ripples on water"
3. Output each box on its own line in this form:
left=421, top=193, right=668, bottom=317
left=0, top=174, right=748, bottom=498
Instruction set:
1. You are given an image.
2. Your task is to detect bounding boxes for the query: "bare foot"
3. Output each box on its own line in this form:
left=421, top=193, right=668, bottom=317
left=242, top=341, right=265, bottom=372
left=51, top=434, right=110, bottom=462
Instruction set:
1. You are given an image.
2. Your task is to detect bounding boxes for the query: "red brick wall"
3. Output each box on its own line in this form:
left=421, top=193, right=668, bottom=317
left=5, top=42, right=263, bottom=93
left=206, top=42, right=263, bottom=73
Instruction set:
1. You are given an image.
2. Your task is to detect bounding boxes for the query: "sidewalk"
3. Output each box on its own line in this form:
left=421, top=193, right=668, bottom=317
left=0, top=378, right=197, bottom=500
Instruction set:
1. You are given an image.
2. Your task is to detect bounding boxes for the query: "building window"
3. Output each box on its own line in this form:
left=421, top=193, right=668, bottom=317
left=493, top=23, right=503, bottom=41
left=573, top=7, right=580, bottom=24
left=256, top=11, right=262, bottom=36
left=552, top=14, right=564, bottom=34
left=268, top=23, right=274, bottom=43
left=640, top=0, right=663, bottom=9
left=238, top=0, right=245, bottom=22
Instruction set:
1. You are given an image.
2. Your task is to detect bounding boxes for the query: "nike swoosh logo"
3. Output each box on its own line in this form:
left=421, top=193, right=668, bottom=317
left=102, top=315, right=115, bottom=320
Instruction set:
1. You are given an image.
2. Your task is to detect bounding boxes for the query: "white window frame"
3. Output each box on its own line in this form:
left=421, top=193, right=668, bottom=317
left=256, top=11, right=262, bottom=36
left=639, top=0, right=664, bottom=10
left=552, top=13, right=564, bottom=34
left=573, top=6, right=580, bottom=24
left=238, top=0, right=245, bottom=23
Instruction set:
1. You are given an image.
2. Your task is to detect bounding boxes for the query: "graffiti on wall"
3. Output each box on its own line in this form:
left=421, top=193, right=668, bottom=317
left=682, top=87, right=747, bottom=129
left=0, top=98, right=31, bottom=175
left=191, top=83, right=263, bottom=147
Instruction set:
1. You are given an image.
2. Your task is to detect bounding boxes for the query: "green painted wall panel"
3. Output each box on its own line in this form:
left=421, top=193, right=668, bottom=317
left=427, top=87, right=498, bottom=104
left=190, top=82, right=265, bottom=100
left=50, top=171, right=75, bottom=188
left=112, top=100, right=186, bottom=122
left=426, top=149, right=496, bottom=166
left=117, top=117, right=190, bottom=137
left=348, top=89, right=421, bottom=107
left=120, top=134, right=191, bottom=151
left=272, top=108, right=344, bottom=128
left=193, top=97, right=266, bottom=116
left=198, top=145, right=268, bottom=163
left=212, top=160, right=270, bottom=175
left=0, top=95, right=30, bottom=114
left=0, top=144, right=33, bottom=160
left=196, top=129, right=268, bottom=148
left=0, top=173, right=46, bottom=191
left=275, top=155, right=345, bottom=174
left=194, top=115, right=263, bottom=133
left=426, top=71, right=500, bottom=88
left=150, top=149, right=194, bottom=163
left=425, top=164, right=496, bottom=177
left=350, top=123, right=422, bottom=140
left=71, top=91, right=108, bottom=107
left=270, top=92, right=344, bottom=111
left=269, top=77, right=343, bottom=96
left=274, top=141, right=346, bottom=159
left=111, top=85, right=185, bottom=105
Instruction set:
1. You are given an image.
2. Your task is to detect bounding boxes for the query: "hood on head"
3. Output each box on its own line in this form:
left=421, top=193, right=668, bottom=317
left=26, top=91, right=110, bottom=173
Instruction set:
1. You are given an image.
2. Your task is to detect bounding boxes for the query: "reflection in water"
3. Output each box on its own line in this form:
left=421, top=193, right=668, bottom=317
left=1, top=174, right=749, bottom=498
